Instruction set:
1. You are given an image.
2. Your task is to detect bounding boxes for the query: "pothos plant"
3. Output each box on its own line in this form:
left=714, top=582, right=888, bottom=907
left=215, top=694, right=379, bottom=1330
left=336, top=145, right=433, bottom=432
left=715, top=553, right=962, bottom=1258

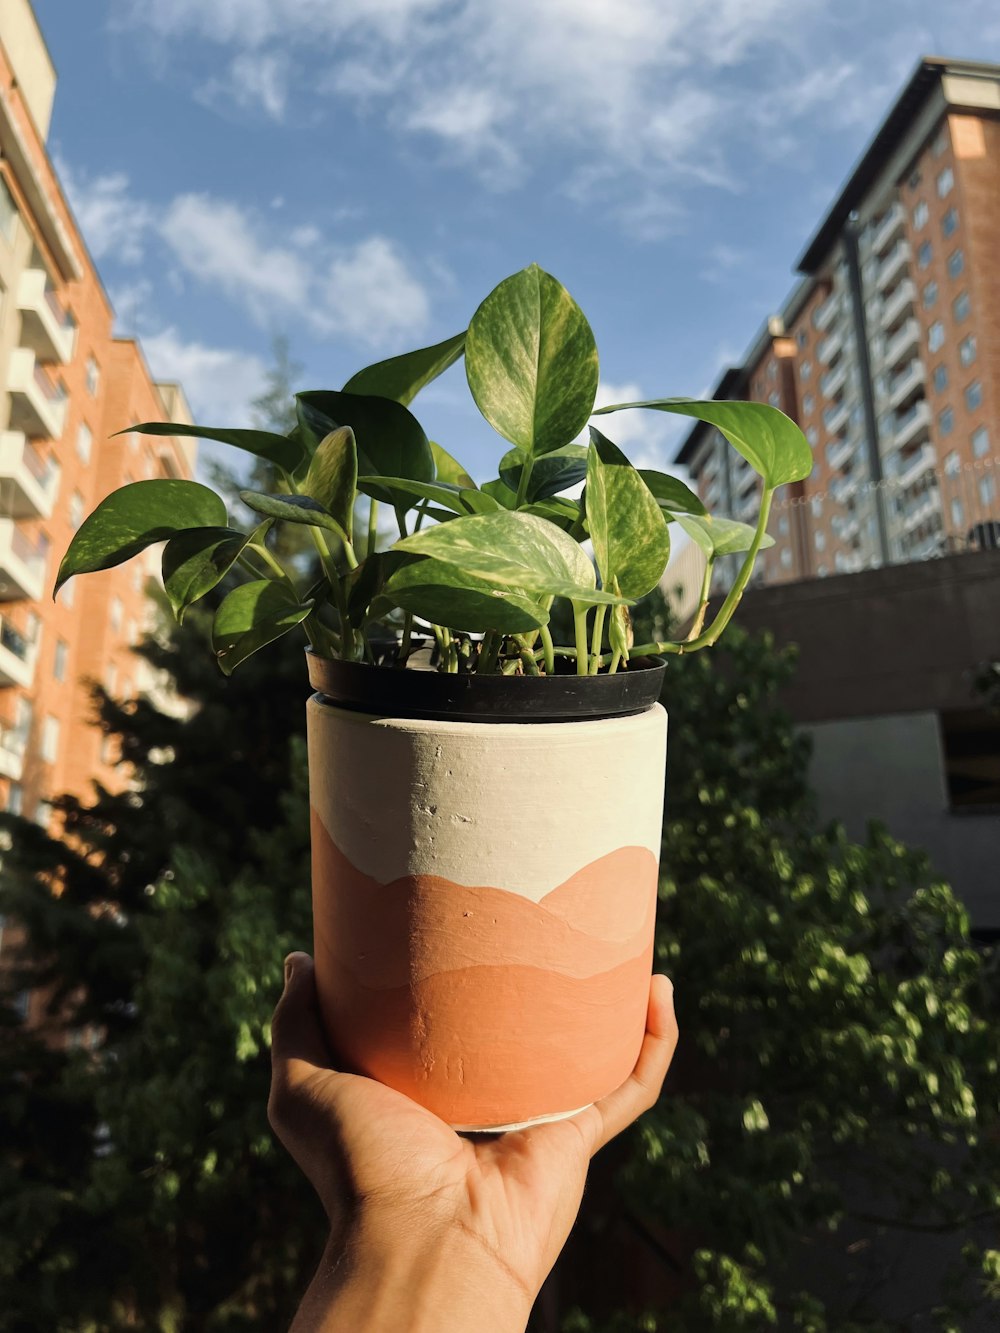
left=56, top=266, right=812, bottom=677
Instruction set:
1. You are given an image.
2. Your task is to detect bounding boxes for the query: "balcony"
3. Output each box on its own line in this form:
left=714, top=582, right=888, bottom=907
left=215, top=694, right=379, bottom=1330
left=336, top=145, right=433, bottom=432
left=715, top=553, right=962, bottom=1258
left=0, top=518, right=47, bottom=601
left=893, top=399, right=932, bottom=450
left=823, top=398, right=850, bottom=436
left=871, top=202, right=905, bottom=256
left=881, top=317, right=920, bottom=372
left=6, top=348, right=68, bottom=441
left=820, top=359, right=849, bottom=400
left=812, top=291, right=842, bottom=332
left=0, top=432, right=61, bottom=519
left=900, top=486, right=942, bottom=533
left=888, top=359, right=926, bottom=412
left=880, top=278, right=916, bottom=330
left=875, top=240, right=911, bottom=293
left=830, top=472, right=860, bottom=506
left=0, top=614, right=35, bottom=688
left=0, top=724, right=26, bottom=782
left=827, top=434, right=858, bottom=472
left=895, top=441, right=937, bottom=489
left=17, top=269, right=77, bottom=365
left=817, top=327, right=844, bottom=365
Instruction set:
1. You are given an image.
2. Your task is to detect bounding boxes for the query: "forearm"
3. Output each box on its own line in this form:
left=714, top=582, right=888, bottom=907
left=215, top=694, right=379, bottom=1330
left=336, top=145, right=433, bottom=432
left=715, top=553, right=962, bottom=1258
left=292, top=1222, right=534, bottom=1333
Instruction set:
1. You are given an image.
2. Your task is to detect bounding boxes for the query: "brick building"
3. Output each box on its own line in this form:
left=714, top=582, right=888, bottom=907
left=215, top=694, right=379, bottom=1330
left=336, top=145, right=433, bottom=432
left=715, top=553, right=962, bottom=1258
left=0, top=0, right=194, bottom=832
left=678, top=57, right=1000, bottom=590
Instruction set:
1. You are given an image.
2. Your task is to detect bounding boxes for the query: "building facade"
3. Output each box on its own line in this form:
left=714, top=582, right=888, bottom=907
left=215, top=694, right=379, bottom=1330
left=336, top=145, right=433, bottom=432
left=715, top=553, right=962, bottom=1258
left=0, top=0, right=194, bottom=830
left=678, top=58, right=1000, bottom=590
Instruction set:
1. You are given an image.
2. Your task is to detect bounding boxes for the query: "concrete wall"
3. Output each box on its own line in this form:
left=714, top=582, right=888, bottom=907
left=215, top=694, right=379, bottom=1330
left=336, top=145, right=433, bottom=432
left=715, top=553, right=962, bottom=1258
left=738, top=553, right=1000, bottom=929
left=0, top=0, right=56, bottom=138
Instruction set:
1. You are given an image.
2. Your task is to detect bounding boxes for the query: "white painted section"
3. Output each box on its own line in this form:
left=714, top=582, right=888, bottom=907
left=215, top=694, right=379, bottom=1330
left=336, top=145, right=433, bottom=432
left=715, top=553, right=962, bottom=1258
left=308, top=699, right=667, bottom=900
left=806, top=711, right=1000, bottom=927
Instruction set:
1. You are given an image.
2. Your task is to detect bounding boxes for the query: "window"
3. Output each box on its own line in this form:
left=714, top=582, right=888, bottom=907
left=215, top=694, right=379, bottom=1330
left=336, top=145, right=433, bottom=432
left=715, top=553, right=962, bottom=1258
left=965, top=380, right=983, bottom=412
left=76, top=423, right=92, bottom=464
left=110, top=597, right=124, bottom=632
left=951, top=497, right=965, bottom=529
left=942, top=208, right=958, bottom=238
left=979, top=474, right=996, bottom=508
left=944, top=450, right=960, bottom=476
left=58, top=579, right=74, bottom=609
left=933, top=126, right=949, bottom=156
left=803, top=393, right=815, bottom=415
left=972, top=427, right=990, bottom=459
left=933, top=364, right=949, bottom=393
left=106, top=663, right=118, bottom=694
left=69, top=491, right=84, bottom=531
left=767, top=361, right=777, bottom=382
left=797, top=329, right=808, bottom=350
left=939, top=407, right=954, bottom=436
left=0, top=176, right=18, bottom=242
left=800, top=360, right=812, bottom=381
left=936, top=166, right=954, bottom=197
left=34, top=801, right=53, bottom=831
left=26, top=611, right=41, bottom=647
left=912, top=200, right=929, bottom=228
left=953, top=291, right=970, bottom=322
left=806, top=425, right=818, bottom=446
left=928, top=320, right=945, bottom=352
left=54, top=638, right=68, bottom=681
left=811, top=495, right=823, bottom=518
left=940, top=709, right=1000, bottom=810
left=780, top=547, right=792, bottom=568
left=768, top=390, right=780, bottom=407
left=85, top=356, right=100, bottom=396
left=948, top=248, right=964, bottom=279
left=778, top=516, right=789, bottom=536
left=100, top=734, right=115, bottom=766
left=959, top=335, right=977, bottom=367
left=908, top=168, right=922, bottom=190
left=922, top=280, right=938, bottom=308
left=917, top=240, right=932, bottom=268
left=6, top=783, right=22, bottom=816
left=814, top=529, right=826, bottom=552
left=41, top=716, right=59, bottom=764
left=127, top=618, right=138, bottom=646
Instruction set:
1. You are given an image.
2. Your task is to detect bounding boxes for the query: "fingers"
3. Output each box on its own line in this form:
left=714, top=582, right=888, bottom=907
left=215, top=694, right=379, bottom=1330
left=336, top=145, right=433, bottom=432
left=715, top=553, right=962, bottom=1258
left=575, top=974, right=678, bottom=1156
left=270, top=952, right=333, bottom=1075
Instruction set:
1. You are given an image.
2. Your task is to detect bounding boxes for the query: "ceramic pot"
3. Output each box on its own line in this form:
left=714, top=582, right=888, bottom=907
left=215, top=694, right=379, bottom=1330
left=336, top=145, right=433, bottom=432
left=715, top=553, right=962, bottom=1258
left=306, top=654, right=667, bottom=1131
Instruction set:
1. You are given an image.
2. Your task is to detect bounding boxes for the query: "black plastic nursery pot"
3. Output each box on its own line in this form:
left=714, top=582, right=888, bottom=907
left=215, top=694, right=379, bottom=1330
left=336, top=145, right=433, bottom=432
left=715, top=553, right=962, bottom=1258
left=305, top=649, right=669, bottom=1131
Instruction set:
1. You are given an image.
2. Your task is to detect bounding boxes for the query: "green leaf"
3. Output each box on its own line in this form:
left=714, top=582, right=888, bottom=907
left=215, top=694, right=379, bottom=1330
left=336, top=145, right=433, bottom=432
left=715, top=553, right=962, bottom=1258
left=346, top=552, right=401, bottom=628
left=239, top=491, right=348, bottom=543
left=55, top=479, right=227, bottom=596
left=394, top=511, right=627, bottom=605
left=382, top=556, right=548, bottom=634
left=117, top=422, right=304, bottom=474
left=678, top=514, right=775, bottom=557
left=594, top=398, right=811, bottom=488
left=521, top=496, right=581, bottom=532
left=161, top=521, right=272, bottom=622
left=356, top=476, right=470, bottom=516
left=302, top=427, right=358, bottom=541
left=585, top=428, right=671, bottom=599
left=637, top=469, right=707, bottom=516
left=212, top=580, right=314, bottom=675
left=466, top=264, right=599, bottom=457
left=499, top=444, right=589, bottom=503
left=342, top=331, right=466, bottom=406
left=430, top=441, right=476, bottom=490
left=294, top=391, right=433, bottom=513
left=480, top=478, right=518, bottom=510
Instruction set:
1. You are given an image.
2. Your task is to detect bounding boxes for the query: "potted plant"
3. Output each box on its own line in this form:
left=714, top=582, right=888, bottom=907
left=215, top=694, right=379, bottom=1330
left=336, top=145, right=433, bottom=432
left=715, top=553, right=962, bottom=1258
left=57, top=264, right=811, bottom=1131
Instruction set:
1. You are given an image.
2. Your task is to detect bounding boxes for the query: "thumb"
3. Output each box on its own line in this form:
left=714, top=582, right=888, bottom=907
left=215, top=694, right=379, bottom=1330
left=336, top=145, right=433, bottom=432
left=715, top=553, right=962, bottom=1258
left=270, top=951, right=332, bottom=1073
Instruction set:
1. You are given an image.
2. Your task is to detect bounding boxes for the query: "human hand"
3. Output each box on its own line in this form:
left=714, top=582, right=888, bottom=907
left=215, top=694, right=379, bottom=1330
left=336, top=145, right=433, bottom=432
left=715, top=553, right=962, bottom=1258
left=269, top=952, right=678, bottom=1333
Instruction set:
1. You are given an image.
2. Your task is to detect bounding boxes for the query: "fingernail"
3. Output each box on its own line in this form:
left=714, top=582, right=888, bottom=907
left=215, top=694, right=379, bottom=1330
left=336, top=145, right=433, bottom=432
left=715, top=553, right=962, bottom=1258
left=284, top=955, right=295, bottom=986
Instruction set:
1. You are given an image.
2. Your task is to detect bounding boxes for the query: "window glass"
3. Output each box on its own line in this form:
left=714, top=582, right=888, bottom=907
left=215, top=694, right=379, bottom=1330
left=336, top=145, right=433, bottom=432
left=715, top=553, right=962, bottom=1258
left=912, top=200, right=928, bottom=228
left=948, top=248, right=964, bottom=278
left=928, top=321, right=945, bottom=352
left=959, top=335, right=976, bottom=367
left=941, top=208, right=958, bottom=238
left=936, top=167, right=954, bottom=197
left=972, top=427, right=990, bottom=459
left=933, top=364, right=948, bottom=393
left=76, top=423, right=92, bottom=463
left=965, top=381, right=982, bottom=412
left=953, top=291, right=970, bottom=322
left=939, top=407, right=954, bottom=436
left=922, top=281, right=937, bottom=308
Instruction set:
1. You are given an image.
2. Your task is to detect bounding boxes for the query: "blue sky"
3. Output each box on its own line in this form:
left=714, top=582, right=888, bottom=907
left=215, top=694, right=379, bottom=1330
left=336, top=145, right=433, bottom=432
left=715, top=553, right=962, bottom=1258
left=32, top=0, right=1000, bottom=483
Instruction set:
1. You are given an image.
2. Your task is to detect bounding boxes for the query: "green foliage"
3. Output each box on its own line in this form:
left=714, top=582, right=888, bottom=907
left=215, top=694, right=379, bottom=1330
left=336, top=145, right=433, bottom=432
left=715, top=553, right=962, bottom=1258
left=58, top=266, right=811, bottom=676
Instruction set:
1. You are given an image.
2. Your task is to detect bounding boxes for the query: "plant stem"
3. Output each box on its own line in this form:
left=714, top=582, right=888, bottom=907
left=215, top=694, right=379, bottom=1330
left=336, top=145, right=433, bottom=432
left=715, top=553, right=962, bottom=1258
left=573, top=605, right=590, bottom=676
left=608, top=649, right=622, bottom=674
left=686, top=557, right=715, bottom=641
left=366, top=498, right=379, bottom=558
left=396, top=613, right=414, bottom=668
left=514, top=457, right=534, bottom=507
left=539, top=624, right=555, bottom=675
left=477, top=630, right=499, bottom=674
left=308, top=528, right=356, bottom=659
left=589, top=605, right=607, bottom=675
left=628, top=487, right=775, bottom=660
left=516, top=637, right=541, bottom=675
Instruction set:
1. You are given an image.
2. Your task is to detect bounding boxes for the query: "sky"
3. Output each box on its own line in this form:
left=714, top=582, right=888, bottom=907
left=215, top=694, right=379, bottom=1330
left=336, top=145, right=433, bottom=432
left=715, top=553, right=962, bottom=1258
left=30, top=0, right=1000, bottom=485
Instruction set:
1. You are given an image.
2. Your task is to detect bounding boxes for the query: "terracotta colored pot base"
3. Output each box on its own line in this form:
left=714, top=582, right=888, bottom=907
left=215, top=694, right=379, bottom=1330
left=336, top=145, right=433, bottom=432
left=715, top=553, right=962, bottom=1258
left=452, top=1104, right=591, bottom=1135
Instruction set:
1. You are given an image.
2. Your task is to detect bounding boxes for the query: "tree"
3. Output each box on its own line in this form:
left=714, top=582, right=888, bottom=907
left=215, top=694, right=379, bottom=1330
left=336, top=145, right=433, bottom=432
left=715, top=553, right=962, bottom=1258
left=1, top=597, right=997, bottom=1329
left=562, top=618, right=1000, bottom=1331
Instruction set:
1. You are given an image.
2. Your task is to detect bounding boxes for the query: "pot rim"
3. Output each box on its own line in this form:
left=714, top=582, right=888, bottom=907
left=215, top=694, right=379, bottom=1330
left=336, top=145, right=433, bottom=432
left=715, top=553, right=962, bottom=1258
left=305, top=648, right=666, bottom=724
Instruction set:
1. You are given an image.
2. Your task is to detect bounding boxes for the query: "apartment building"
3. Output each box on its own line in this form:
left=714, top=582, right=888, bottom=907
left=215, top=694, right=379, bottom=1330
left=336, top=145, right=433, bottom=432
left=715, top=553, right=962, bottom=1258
left=678, top=57, right=1000, bottom=589
left=0, top=0, right=194, bottom=828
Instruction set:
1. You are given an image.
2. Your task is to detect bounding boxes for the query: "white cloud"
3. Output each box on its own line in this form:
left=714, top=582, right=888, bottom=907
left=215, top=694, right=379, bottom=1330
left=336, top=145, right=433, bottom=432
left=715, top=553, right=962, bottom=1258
left=199, top=51, right=291, bottom=119
left=141, top=326, right=267, bottom=425
left=57, top=160, right=154, bottom=264
left=583, top=381, right=679, bottom=472
left=159, top=195, right=430, bottom=345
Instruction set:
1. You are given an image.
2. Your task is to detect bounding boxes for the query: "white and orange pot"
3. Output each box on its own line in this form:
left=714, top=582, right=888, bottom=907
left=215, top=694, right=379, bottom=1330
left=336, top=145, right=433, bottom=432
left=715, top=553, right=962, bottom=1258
left=305, top=654, right=667, bottom=1132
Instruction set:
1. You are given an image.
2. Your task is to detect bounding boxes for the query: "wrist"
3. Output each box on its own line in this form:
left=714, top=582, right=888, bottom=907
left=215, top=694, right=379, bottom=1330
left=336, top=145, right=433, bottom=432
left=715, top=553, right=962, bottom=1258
left=293, top=1216, right=535, bottom=1332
